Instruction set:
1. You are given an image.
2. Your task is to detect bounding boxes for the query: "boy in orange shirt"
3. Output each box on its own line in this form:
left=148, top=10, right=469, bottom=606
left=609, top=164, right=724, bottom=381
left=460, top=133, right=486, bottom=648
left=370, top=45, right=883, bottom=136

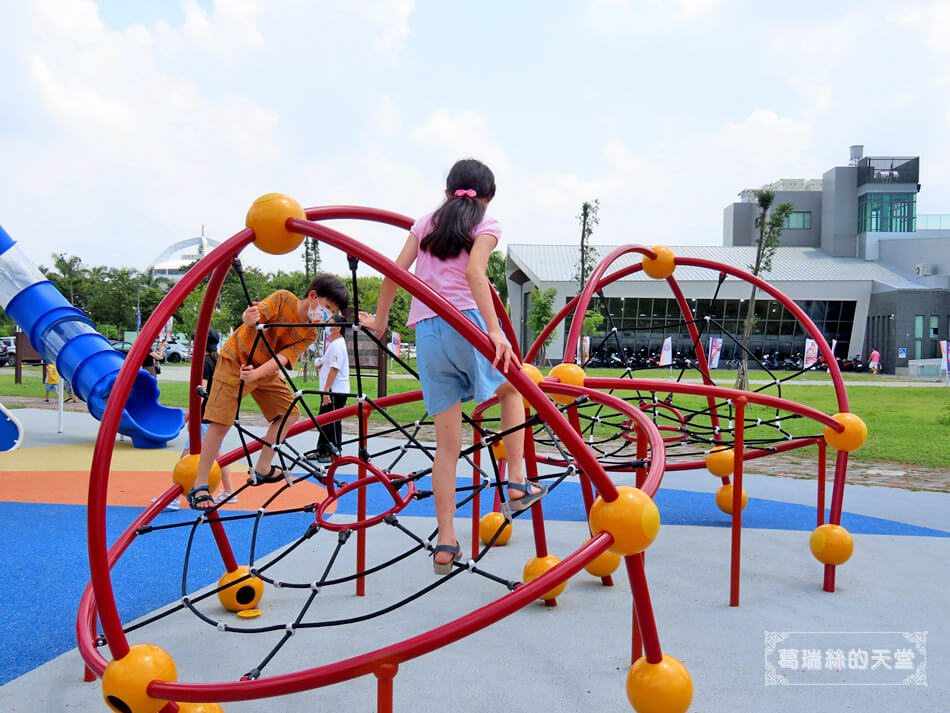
left=188, top=274, right=349, bottom=509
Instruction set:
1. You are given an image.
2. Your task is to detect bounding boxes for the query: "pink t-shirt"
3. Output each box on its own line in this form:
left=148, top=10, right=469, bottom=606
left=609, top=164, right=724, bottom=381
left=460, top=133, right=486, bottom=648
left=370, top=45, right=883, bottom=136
left=406, top=211, right=502, bottom=326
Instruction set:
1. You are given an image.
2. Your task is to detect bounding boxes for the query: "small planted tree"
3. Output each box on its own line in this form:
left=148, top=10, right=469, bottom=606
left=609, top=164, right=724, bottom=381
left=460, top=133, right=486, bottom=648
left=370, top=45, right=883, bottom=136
left=574, top=200, right=600, bottom=287
left=527, top=287, right=557, bottom=366
left=302, top=237, right=322, bottom=280
left=486, top=250, right=508, bottom=305
left=574, top=200, right=603, bottom=338
left=736, top=190, right=794, bottom=390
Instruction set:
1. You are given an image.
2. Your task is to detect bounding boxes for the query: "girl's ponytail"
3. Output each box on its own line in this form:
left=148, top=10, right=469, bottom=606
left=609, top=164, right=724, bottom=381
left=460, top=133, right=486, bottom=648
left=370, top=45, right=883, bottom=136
left=421, top=159, right=496, bottom=260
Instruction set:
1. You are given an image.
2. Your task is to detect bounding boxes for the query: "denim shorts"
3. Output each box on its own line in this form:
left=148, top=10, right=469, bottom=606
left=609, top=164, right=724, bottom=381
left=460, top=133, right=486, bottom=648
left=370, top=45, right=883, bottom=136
left=415, top=309, right=507, bottom=416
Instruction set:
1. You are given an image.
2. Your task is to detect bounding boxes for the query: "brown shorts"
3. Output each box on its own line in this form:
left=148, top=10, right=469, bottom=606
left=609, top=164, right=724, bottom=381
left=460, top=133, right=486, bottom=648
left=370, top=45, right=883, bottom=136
left=203, top=356, right=299, bottom=425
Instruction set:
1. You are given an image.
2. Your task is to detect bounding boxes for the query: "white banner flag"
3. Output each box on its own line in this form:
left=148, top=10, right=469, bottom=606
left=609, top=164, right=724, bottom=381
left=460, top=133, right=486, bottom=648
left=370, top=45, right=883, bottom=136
left=708, top=337, right=723, bottom=369
left=659, top=337, right=673, bottom=366
left=804, top=338, right=819, bottom=368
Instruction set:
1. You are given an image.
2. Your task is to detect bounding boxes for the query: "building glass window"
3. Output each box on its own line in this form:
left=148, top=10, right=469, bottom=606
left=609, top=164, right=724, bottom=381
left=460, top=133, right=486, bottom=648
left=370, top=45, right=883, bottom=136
left=575, top=297, right=856, bottom=364
left=784, top=211, right=812, bottom=230
left=914, top=316, right=923, bottom=339
left=858, top=192, right=917, bottom=232
left=929, top=316, right=938, bottom=338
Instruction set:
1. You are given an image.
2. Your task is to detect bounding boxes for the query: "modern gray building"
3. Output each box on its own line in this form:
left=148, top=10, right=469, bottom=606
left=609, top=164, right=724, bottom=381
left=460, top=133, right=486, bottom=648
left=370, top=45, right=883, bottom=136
left=507, top=147, right=950, bottom=374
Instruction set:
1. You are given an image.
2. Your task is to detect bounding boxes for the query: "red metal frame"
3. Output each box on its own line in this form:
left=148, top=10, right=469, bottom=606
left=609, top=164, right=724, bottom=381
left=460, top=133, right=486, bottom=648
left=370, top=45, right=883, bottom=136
left=79, top=211, right=859, bottom=708
left=78, top=208, right=669, bottom=709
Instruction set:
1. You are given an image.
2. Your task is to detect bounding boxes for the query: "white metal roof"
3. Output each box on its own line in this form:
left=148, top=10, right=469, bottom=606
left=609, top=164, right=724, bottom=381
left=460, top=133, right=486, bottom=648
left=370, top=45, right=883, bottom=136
left=507, top=244, right=923, bottom=290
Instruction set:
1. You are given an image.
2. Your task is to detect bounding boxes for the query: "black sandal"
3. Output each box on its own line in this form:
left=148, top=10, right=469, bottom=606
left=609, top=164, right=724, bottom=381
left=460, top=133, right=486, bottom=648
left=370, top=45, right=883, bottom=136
left=249, top=465, right=284, bottom=484
left=186, top=485, right=214, bottom=510
left=432, top=541, right=462, bottom=575
left=507, top=480, right=548, bottom=512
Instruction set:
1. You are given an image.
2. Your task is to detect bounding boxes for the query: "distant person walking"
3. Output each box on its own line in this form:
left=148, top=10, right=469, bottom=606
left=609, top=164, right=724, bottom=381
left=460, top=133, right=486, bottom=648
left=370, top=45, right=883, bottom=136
left=43, top=361, right=59, bottom=402
left=869, top=347, right=881, bottom=375
left=314, top=314, right=350, bottom=463
left=144, top=340, right=166, bottom=377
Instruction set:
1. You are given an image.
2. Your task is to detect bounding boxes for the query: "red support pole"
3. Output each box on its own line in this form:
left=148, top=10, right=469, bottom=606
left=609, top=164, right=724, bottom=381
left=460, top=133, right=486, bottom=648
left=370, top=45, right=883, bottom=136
left=521, top=425, right=555, bottom=606
left=823, top=450, right=850, bottom=592
left=374, top=661, right=399, bottom=713
left=625, top=554, right=662, bottom=664
left=208, top=511, right=238, bottom=572
left=730, top=397, right=746, bottom=607
left=817, top=440, right=827, bottom=527
left=567, top=407, right=597, bottom=515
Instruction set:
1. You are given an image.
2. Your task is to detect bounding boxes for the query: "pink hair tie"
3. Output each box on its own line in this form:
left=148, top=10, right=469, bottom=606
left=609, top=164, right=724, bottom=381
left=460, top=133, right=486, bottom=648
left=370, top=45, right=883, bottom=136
left=453, top=189, right=477, bottom=198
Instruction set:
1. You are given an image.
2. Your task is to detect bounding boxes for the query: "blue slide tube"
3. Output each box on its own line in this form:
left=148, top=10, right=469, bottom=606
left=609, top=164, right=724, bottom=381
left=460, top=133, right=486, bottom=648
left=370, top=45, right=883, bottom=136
left=0, top=224, right=183, bottom=448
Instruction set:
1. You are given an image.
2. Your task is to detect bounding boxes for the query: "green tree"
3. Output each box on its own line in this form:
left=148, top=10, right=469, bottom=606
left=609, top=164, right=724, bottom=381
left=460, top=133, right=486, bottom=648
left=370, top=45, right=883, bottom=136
left=527, top=287, right=557, bottom=366
left=580, top=303, right=605, bottom=336
left=486, top=250, right=508, bottom=305
left=736, top=190, right=794, bottom=389
left=86, top=267, right=139, bottom=333
left=48, top=253, right=88, bottom=308
left=574, top=200, right=600, bottom=286
left=302, top=237, right=322, bottom=280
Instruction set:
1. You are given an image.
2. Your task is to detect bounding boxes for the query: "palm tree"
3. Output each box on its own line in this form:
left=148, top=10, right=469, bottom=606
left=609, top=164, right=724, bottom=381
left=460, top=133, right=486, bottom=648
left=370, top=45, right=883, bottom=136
left=50, top=253, right=87, bottom=306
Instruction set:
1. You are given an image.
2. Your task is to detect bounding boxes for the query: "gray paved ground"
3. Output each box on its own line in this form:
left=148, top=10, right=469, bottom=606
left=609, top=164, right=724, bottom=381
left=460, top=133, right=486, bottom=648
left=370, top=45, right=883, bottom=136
left=1, top=408, right=948, bottom=713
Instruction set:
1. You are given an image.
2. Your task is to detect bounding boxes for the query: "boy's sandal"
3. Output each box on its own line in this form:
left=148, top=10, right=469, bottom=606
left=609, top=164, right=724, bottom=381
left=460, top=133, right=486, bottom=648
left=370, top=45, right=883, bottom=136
left=214, top=491, right=236, bottom=504
left=249, top=465, right=284, bottom=484
left=186, top=485, right=214, bottom=510
left=432, top=541, right=462, bottom=575
left=507, top=481, right=548, bottom=512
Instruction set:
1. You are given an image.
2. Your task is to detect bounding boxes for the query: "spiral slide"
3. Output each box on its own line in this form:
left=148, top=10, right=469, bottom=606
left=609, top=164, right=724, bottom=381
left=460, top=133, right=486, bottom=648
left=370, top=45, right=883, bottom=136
left=0, top=224, right=183, bottom=449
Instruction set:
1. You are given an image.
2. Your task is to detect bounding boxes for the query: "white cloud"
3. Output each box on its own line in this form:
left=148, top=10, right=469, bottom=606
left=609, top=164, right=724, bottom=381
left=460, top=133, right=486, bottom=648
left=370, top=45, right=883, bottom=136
left=411, top=109, right=510, bottom=174
left=584, top=0, right=725, bottom=34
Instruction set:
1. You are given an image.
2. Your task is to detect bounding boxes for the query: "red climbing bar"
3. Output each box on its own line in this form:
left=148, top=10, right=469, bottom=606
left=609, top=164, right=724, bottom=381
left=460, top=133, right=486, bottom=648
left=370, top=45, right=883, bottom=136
left=730, top=397, right=746, bottom=607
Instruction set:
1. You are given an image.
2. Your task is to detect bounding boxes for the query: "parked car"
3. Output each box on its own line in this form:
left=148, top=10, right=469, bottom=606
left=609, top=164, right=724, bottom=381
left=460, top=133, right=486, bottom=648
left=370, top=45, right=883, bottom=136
left=109, top=340, right=133, bottom=355
left=0, top=336, right=14, bottom=366
left=157, top=340, right=191, bottom=363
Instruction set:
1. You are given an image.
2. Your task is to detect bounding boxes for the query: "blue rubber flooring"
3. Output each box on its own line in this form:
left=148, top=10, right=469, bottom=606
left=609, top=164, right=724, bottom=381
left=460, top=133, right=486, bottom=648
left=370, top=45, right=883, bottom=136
left=1, top=480, right=947, bottom=685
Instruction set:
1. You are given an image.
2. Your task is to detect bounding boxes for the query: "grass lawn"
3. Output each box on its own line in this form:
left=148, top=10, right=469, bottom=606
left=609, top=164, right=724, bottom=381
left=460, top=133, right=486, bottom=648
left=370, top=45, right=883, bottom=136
left=2, top=368, right=947, bottom=468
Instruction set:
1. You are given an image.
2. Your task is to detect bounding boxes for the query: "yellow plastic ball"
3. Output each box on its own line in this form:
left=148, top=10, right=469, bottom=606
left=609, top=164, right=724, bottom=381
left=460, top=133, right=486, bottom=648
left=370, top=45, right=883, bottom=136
left=523, top=554, right=567, bottom=601
left=589, top=485, right=661, bottom=556
left=641, top=246, right=676, bottom=280
left=490, top=439, right=507, bottom=461
left=176, top=705, right=225, bottom=713
left=102, top=644, right=177, bottom=713
left=173, top=454, right=221, bottom=494
left=521, top=363, right=544, bottom=408
left=810, top=524, right=854, bottom=565
left=823, top=412, right=868, bottom=452
left=246, top=193, right=307, bottom=255
left=217, top=566, right=264, bottom=612
left=626, top=654, right=693, bottom=713
left=548, top=362, right=587, bottom=405
left=479, top=511, right=512, bottom=546
left=705, top=447, right=734, bottom=478
left=715, top=483, right=748, bottom=514
left=583, top=538, right=622, bottom=577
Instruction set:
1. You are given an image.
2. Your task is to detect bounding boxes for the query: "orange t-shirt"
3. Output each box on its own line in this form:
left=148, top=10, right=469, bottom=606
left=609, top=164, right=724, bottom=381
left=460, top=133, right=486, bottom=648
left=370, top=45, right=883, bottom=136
left=220, top=290, right=317, bottom=368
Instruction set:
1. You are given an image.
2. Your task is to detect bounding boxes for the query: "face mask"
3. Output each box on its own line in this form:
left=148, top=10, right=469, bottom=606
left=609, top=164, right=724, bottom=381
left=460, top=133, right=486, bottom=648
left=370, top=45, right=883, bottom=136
left=308, top=303, right=331, bottom=323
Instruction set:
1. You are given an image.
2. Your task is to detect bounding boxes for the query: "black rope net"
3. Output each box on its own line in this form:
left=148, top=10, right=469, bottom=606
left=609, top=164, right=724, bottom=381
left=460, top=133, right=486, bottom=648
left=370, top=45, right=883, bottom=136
left=117, top=256, right=582, bottom=682
left=538, top=273, right=830, bottom=470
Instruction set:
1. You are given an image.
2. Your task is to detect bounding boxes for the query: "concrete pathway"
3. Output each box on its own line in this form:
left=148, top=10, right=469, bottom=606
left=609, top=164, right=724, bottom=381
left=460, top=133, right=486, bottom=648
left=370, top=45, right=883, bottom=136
left=1, top=407, right=947, bottom=712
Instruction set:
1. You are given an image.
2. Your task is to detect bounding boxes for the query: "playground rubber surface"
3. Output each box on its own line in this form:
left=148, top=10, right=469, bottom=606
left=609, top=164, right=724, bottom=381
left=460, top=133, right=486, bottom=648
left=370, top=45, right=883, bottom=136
left=1, top=407, right=949, bottom=712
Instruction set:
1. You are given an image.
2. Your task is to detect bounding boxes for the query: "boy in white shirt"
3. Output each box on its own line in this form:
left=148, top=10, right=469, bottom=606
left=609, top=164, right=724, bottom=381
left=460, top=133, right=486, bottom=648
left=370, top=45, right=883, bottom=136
left=315, top=314, right=350, bottom=463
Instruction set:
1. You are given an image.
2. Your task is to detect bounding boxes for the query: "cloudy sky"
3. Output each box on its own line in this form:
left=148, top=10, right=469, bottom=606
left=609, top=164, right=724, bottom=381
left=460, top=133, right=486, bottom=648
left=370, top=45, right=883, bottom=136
left=2, top=0, right=949, bottom=277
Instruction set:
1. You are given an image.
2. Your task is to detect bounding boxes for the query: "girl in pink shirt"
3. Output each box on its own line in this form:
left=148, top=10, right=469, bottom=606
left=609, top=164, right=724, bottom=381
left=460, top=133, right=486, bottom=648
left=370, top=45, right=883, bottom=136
left=361, top=159, right=546, bottom=574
